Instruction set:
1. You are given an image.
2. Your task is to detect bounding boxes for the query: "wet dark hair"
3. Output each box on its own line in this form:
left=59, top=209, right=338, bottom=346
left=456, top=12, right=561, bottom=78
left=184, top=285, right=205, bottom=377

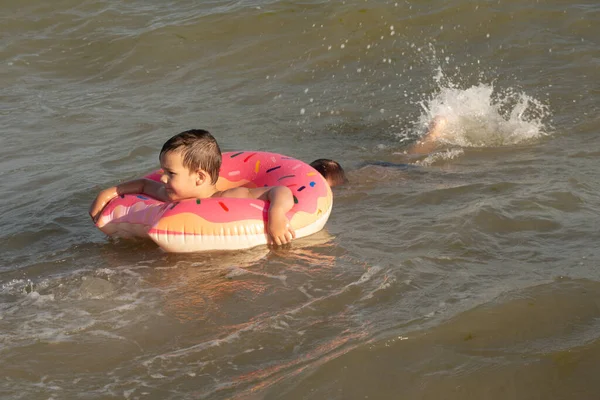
left=310, top=159, right=347, bottom=187
left=160, top=129, right=222, bottom=184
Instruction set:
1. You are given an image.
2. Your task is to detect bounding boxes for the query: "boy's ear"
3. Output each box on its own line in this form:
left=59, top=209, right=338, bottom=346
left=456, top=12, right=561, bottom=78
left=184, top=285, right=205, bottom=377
left=195, top=170, right=207, bottom=185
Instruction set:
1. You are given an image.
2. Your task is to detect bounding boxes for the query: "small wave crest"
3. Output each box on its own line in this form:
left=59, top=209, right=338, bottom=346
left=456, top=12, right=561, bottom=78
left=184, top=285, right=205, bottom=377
left=415, top=148, right=465, bottom=166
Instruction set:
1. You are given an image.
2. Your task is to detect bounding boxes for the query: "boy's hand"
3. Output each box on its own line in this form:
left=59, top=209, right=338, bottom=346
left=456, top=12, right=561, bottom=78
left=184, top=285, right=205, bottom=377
left=89, top=187, right=117, bottom=223
left=267, top=208, right=296, bottom=246
left=89, top=179, right=159, bottom=224
left=244, top=185, right=296, bottom=246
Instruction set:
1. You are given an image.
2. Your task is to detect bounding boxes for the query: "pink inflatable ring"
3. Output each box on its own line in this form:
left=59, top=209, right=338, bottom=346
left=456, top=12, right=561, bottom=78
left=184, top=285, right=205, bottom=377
left=94, top=151, right=333, bottom=252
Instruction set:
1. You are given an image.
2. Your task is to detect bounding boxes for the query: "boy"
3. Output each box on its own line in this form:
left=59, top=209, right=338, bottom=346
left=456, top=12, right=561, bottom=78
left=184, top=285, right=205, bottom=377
left=312, top=116, right=448, bottom=188
left=89, top=129, right=296, bottom=246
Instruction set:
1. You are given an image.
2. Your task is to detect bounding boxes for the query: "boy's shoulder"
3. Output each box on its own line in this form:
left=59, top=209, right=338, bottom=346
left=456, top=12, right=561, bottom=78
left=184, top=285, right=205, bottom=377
left=218, top=186, right=273, bottom=200
left=219, top=187, right=252, bottom=199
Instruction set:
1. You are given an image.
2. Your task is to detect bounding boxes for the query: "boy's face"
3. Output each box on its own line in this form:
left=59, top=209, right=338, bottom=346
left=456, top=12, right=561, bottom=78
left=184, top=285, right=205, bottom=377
left=159, top=150, right=201, bottom=201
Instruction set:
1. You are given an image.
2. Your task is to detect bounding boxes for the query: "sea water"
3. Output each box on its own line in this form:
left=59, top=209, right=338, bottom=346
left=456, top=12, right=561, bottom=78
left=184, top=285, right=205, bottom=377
left=1, top=0, right=600, bottom=398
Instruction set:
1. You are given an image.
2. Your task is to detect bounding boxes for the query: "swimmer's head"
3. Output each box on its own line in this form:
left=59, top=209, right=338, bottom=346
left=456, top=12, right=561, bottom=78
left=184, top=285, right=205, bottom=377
left=310, top=159, right=347, bottom=187
left=160, top=129, right=222, bottom=184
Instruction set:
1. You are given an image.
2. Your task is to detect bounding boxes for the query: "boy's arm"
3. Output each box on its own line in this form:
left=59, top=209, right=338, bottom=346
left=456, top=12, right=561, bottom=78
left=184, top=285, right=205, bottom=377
left=225, top=186, right=296, bottom=245
left=264, top=186, right=296, bottom=246
left=89, top=179, right=166, bottom=223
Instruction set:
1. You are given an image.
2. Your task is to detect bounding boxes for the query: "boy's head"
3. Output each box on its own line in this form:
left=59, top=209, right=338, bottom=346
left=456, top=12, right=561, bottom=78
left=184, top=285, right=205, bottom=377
left=160, top=129, right=222, bottom=184
left=310, top=159, right=347, bottom=187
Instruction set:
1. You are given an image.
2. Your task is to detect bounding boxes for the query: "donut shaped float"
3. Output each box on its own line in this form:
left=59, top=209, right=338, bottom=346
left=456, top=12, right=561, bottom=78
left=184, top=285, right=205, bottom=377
left=94, top=151, right=333, bottom=252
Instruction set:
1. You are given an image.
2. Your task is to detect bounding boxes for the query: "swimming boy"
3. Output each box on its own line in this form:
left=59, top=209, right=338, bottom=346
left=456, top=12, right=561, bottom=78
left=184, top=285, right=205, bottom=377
left=89, top=129, right=296, bottom=245
left=310, top=159, right=347, bottom=187
left=311, top=116, right=448, bottom=187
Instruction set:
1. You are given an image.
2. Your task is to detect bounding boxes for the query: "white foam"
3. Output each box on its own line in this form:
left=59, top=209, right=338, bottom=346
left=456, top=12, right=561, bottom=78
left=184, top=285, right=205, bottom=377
left=351, top=265, right=384, bottom=286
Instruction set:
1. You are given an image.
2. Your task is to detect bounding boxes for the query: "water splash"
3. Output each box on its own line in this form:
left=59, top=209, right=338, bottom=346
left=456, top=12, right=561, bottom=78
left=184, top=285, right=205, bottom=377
left=413, top=67, right=551, bottom=148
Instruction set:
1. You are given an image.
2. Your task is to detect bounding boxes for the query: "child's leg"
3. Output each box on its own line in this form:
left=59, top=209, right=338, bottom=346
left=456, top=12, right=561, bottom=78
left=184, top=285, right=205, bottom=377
left=406, top=116, right=447, bottom=154
left=424, top=116, right=447, bottom=142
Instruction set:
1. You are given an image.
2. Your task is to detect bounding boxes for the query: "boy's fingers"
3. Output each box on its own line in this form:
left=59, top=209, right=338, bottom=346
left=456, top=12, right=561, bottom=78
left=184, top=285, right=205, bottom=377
left=282, top=234, right=292, bottom=245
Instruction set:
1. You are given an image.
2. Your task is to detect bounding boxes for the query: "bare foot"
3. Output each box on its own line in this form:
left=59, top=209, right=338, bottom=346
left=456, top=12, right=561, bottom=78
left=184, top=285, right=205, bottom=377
left=424, top=116, right=448, bottom=142
left=406, top=116, right=448, bottom=155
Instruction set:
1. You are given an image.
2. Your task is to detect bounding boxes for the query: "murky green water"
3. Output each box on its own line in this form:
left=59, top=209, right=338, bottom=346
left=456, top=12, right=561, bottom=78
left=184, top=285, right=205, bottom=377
left=1, top=0, right=599, bottom=398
